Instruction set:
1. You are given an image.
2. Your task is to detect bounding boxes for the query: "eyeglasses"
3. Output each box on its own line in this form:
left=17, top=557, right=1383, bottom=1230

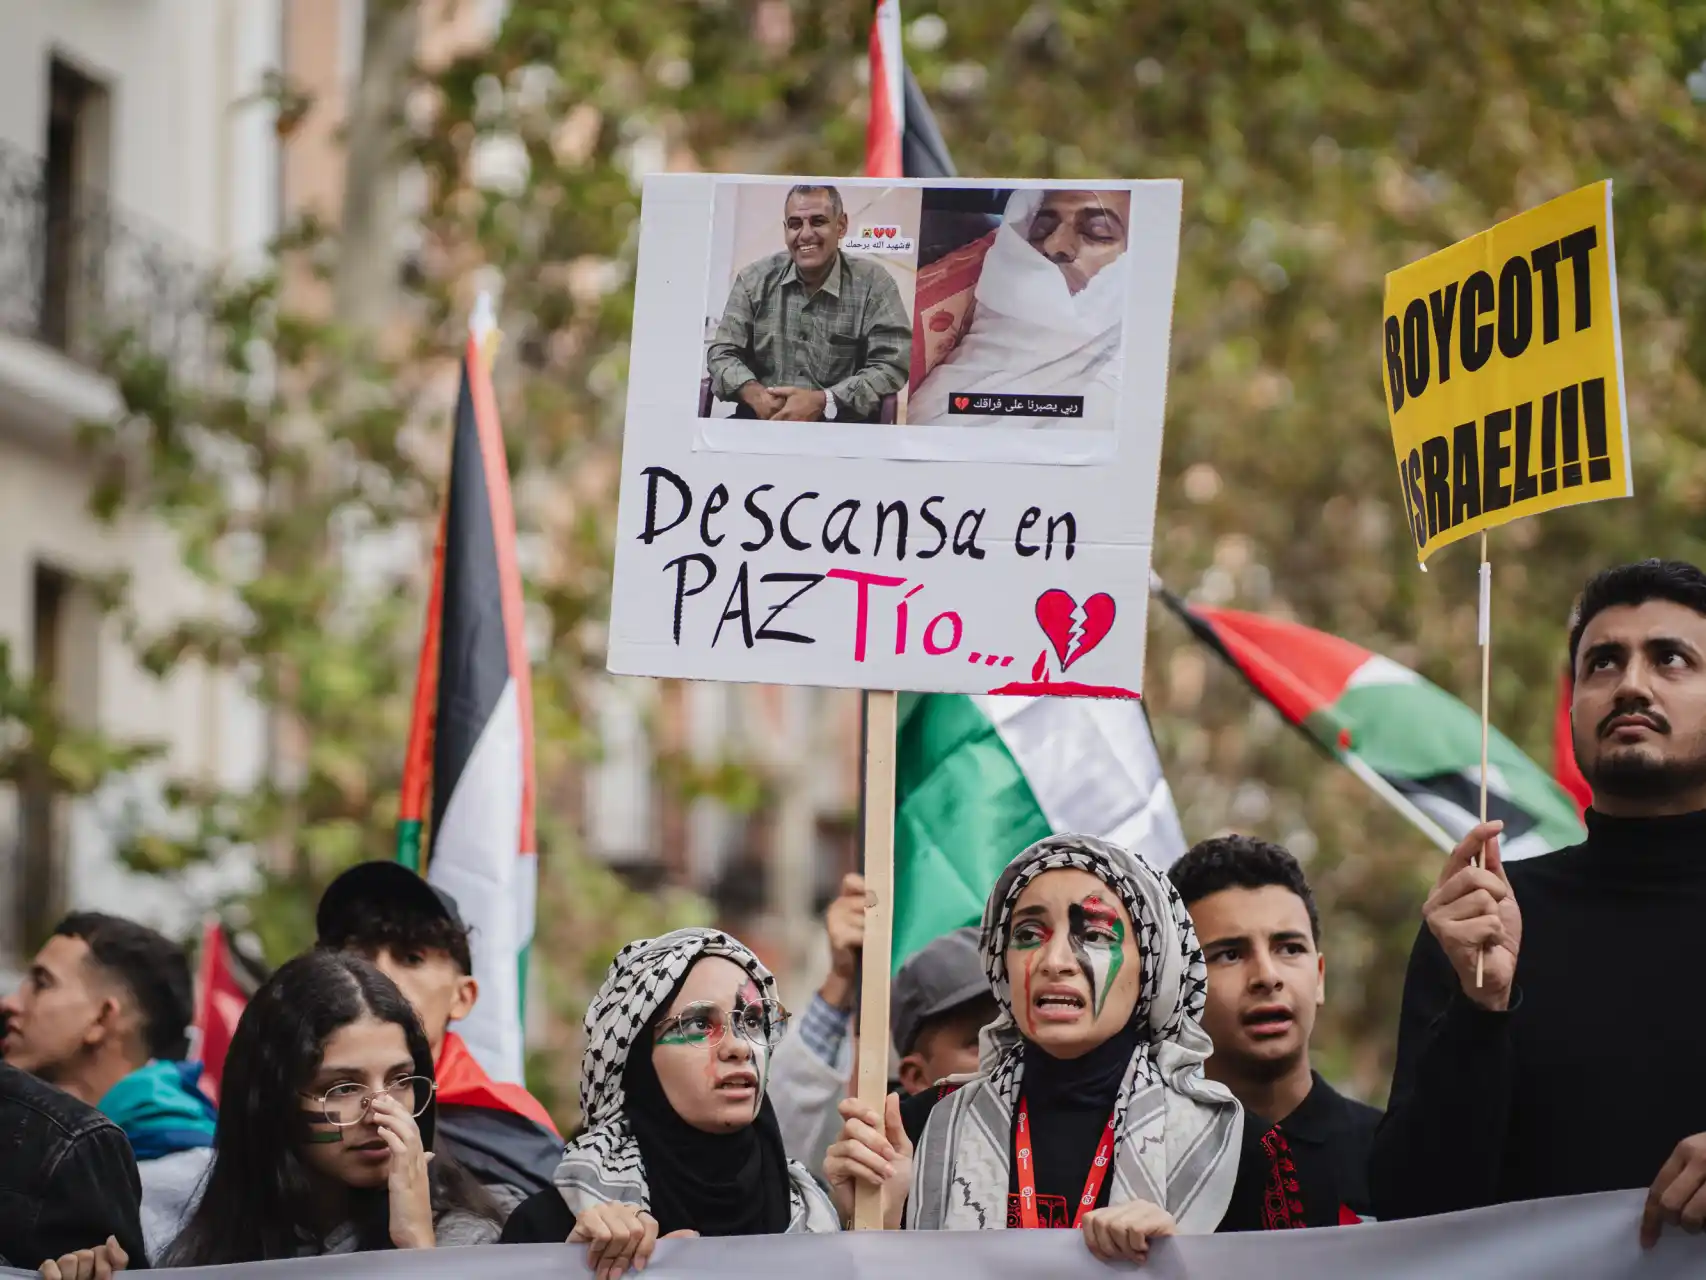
left=304, top=1076, right=435, bottom=1127
left=653, top=999, right=791, bottom=1050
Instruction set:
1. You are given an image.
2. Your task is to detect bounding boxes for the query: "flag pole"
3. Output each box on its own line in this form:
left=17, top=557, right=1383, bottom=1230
left=1476, top=530, right=1491, bottom=988
left=852, top=688, right=898, bottom=1231
left=852, top=0, right=904, bottom=1232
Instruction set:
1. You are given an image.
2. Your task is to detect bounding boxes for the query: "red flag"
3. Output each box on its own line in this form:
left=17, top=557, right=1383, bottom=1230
left=189, top=919, right=251, bottom=1106
left=864, top=1, right=903, bottom=177
left=1553, top=666, right=1593, bottom=818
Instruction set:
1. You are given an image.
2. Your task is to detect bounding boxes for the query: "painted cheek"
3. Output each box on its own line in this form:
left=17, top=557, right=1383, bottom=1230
left=303, top=1117, right=344, bottom=1145
left=1021, top=950, right=1041, bottom=1036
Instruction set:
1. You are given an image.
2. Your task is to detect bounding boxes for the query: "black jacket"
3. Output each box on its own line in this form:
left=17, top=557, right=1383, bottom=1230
left=438, top=1102, right=564, bottom=1203
left=0, top=1063, right=149, bottom=1270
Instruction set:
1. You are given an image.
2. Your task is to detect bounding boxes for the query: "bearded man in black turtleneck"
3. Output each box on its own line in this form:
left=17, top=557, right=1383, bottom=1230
left=1371, top=559, right=1706, bottom=1247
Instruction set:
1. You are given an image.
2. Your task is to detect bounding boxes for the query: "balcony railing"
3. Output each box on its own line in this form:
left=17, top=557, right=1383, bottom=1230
left=0, top=138, right=213, bottom=383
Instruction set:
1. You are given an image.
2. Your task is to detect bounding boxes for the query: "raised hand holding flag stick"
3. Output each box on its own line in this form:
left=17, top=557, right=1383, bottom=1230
left=1476, top=532, right=1490, bottom=988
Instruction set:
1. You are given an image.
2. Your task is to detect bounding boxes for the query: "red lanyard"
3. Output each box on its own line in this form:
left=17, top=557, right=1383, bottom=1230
left=1014, top=1097, right=1118, bottom=1229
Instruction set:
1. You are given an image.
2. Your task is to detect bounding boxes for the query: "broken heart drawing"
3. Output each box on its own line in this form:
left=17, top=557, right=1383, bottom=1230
left=1034, top=589, right=1116, bottom=671
left=952, top=395, right=970, bottom=410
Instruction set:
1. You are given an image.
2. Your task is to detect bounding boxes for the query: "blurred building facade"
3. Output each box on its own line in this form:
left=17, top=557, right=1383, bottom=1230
left=284, top=0, right=868, bottom=1005
left=0, top=0, right=279, bottom=970
left=0, top=0, right=865, bottom=1006
left=585, top=680, right=864, bottom=1006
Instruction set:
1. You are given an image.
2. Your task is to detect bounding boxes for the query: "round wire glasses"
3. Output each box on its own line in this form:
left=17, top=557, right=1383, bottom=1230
left=304, top=1075, right=436, bottom=1127
left=653, top=999, right=791, bottom=1050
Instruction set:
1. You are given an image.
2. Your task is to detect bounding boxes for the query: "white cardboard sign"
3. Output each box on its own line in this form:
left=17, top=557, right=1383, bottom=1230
left=607, top=175, right=1181, bottom=698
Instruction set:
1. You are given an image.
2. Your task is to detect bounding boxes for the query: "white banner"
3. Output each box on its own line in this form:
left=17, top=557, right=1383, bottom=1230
left=14, top=1192, right=1696, bottom=1279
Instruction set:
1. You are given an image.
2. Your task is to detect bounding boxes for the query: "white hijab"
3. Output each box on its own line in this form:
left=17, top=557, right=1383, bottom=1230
left=910, top=189, right=1129, bottom=429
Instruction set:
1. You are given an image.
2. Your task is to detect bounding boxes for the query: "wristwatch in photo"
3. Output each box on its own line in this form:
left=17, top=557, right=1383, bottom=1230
left=822, top=389, right=838, bottom=421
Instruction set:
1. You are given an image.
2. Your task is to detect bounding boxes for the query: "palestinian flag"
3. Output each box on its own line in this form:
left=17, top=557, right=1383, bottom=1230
left=878, top=11, right=1152, bottom=970
left=865, top=1, right=904, bottom=178
left=1552, top=665, right=1593, bottom=818
left=865, top=1, right=957, bottom=181
left=188, top=918, right=266, bottom=1105
left=891, top=692, right=1187, bottom=969
left=396, top=319, right=537, bottom=1085
left=1158, top=591, right=1585, bottom=861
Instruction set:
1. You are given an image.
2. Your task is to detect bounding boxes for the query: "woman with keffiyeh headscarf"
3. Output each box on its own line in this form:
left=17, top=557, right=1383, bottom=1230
left=826, top=834, right=1329, bottom=1264
left=500, top=929, right=839, bottom=1275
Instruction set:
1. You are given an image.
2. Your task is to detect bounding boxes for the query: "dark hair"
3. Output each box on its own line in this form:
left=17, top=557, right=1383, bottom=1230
left=914, top=993, right=999, bottom=1056
left=320, top=899, right=473, bottom=976
left=53, top=912, right=193, bottom=1061
left=1568, top=559, right=1706, bottom=671
left=164, top=951, right=497, bottom=1265
left=785, top=183, right=843, bottom=219
left=1169, top=835, right=1321, bottom=943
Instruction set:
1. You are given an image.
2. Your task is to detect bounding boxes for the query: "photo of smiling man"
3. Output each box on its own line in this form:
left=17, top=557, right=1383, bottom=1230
left=908, top=186, right=1132, bottom=430
left=703, top=183, right=913, bottom=424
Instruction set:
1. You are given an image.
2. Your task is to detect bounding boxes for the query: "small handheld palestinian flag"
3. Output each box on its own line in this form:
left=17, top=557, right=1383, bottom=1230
left=396, top=298, right=537, bottom=1085
left=1158, top=588, right=1584, bottom=861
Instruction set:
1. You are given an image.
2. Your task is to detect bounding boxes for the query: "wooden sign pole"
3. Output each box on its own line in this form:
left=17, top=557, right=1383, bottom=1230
left=1476, top=531, right=1491, bottom=989
left=852, top=689, right=898, bottom=1231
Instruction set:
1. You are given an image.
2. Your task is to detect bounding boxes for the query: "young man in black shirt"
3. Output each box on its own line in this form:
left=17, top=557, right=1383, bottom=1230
left=1172, top=835, right=1380, bottom=1224
left=1371, top=559, right=1706, bottom=1250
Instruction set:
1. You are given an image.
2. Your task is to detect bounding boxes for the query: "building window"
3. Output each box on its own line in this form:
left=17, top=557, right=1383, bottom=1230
left=17, top=565, right=69, bottom=950
left=40, top=55, right=111, bottom=354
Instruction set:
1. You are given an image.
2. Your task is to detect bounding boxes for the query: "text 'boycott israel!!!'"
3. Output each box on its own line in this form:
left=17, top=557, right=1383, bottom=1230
left=1382, top=182, right=1630, bottom=562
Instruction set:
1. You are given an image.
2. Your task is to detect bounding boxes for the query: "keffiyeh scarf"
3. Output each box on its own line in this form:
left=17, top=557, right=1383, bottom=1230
left=907, top=835, right=1243, bottom=1232
left=553, top=927, right=840, bottom=1234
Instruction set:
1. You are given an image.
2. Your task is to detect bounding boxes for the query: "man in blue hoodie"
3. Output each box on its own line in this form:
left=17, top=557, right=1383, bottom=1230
left=1, top=912, right=215, bottom=1261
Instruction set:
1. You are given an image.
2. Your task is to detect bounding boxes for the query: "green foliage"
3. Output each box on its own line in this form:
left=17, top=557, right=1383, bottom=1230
left=433, top=0, right=1706, bottom=1098
left=27, top=0, right=1706, bottom=1112
left=0, top=640, right=164, bottom=792
left=879, top=0, right=1706, bottom=1098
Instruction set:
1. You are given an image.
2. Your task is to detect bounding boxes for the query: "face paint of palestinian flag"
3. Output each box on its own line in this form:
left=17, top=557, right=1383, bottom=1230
left=1069, top=898, right=1126, bottom=1020
left=1160, top=593, right=1586, bottom=861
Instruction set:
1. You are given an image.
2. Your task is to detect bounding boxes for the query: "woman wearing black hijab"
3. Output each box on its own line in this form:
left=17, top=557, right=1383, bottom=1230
left=501, top=929, right=839, bottom=1275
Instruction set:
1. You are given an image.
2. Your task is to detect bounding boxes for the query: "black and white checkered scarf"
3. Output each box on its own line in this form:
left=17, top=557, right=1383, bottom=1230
left=553, top=927, right=839, bottom=1233
left=907, top=834, right=1244, bottom=1232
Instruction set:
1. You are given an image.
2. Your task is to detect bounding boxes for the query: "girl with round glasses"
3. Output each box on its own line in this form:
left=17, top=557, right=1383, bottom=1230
left=501, top=928, right=840, bottom=1272
left=162, top=950, right=501, bottom=1264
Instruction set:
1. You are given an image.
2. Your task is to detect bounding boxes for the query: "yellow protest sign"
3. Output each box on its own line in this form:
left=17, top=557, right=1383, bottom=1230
left=1383, top=182, right=1631, bottom=563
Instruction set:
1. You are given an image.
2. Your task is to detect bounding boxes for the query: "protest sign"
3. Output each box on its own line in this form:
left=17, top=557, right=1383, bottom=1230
left=1382, top=181, right=1630, bottom=564
left=607, top=176, right=1181, bottom=699
left=34, top=1190, right=1695, bottom=1280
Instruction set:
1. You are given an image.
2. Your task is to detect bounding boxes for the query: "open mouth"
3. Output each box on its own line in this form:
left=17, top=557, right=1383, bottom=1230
left=716, top=1071, right=758, bottom=1095
left=1032, top=987, right=1088, bottom=1022
left=1241, top=1006, right=1295, bottom=1039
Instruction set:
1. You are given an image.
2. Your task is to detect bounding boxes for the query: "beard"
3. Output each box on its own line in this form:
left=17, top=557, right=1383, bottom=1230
left=1583, top=747, right=1706, bottom=799
left=1577, top=718, right=1706, bottom=801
